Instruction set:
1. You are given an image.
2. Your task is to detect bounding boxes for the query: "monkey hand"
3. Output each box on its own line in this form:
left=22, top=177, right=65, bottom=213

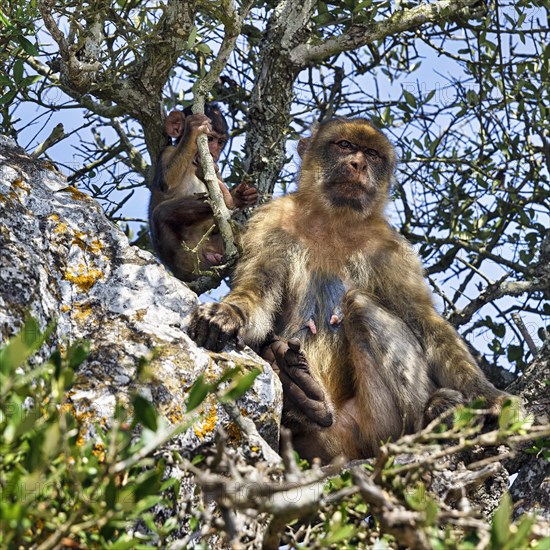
left=188, top=302, right=245, bottom=352
left=265, top=337, right=333, bottom=428
left=184, top=113, right=213, bottom=140
left=231, top=183, right=259, bottom=208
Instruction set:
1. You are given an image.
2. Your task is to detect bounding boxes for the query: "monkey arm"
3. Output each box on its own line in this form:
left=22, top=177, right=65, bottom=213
left=189, top=203, right=293, bottom=350
left=151, top=195, right=213, bottom=227
left=218, top=179, right=236, bottom=209
left=160, top=140, right=197, bottom=193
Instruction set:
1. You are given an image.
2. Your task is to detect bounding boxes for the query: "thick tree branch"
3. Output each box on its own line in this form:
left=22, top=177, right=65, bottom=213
left=291, top=0, right=484, bottom=65
left=137, top=0, right=196, bottom=92
left=448, top=277, right=548, bottom=327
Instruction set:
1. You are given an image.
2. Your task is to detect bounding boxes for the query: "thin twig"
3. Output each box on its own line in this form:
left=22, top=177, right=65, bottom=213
left=31, top=123, right=66, bottom=158
left=511, top=312, right=538, bottom=356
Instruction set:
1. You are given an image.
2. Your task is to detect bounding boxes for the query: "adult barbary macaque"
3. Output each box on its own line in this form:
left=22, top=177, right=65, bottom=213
left=189, top=117, right=513, bottom=462
left=149, top=103, right=258, bottom=282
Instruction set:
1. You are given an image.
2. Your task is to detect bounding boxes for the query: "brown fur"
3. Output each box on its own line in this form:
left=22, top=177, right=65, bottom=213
left=149, top=107, right=257, bottom=282
left=189, top=118, right=511, bottom=461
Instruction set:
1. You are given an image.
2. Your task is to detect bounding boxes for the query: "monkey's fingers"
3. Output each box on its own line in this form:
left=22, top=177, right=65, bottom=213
left=188, top=303, right=241, bottom=352
left=189, top=307, right=223, bottom=351
left=188, top=308, right=210, bottom=348
left=277, top=369, right=334, bottom=427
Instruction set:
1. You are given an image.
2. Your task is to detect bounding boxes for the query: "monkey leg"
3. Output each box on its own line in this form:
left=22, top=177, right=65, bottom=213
left=341, top=289, right=437, bottom=452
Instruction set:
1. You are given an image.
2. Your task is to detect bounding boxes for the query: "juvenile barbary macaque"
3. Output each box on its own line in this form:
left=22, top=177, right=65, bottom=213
left=149, top=103, right=258, bottom=282
left=189, top=117, right=514, bottom=463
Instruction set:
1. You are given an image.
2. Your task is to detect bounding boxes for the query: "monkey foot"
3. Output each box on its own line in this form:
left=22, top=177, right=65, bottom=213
left=264, top=337, right=333, bottom=428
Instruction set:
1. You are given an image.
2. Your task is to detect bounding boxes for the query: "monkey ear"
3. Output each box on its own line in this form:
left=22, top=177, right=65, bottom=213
left=297, top=138, right=310, bottom=158
left=166, top=110, right=186, bottom=138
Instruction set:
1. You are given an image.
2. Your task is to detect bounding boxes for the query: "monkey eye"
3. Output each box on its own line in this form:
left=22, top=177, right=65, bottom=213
left=335, top=140, right=354, bottom=150
left=364, top=148, right=380, bottom=158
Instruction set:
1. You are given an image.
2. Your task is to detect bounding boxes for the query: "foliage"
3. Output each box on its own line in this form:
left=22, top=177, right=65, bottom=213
left=0, top=318, right=261, bottom=549
left=182, top=395, right=549, bottom=549
left=0, top=318, right=177, bottom=548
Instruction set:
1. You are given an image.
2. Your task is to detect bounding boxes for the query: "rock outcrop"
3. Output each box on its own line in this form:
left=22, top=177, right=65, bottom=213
left=0, top=134, right=282, bottom=455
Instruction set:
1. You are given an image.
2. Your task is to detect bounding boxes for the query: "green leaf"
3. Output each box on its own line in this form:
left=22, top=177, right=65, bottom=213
left=216, top=366, right=242, bottom=385
left=20, top=74, right=43, bottom=87
left=195, top=43, right=211, bottom=55
left=18, top=36, right=39, bottom=56
left=507, top=344, right=523, bottom=363
left=220, top=368, right=260, bottom=402
left=490, top=493, right=511, bottom=549
left=13, top=60, right=24, bottom=84
left=66, top=341, right=90, bottom=369
left=133, top=394, right=158, bottom=432
left=187, top=26, right=198, bottom=49
left=185, top=374, right=212, bottom=412
left=499, top=398, right=521, bottom=430
left=403, top=90, right=417, bottom=108
left=0, top=316, right=50, bottom=376
left=505, top=514, right=535, bottom=550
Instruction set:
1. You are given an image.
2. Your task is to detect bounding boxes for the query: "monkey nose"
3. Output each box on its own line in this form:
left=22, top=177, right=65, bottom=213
left=351, top=160, right=367, bottom=173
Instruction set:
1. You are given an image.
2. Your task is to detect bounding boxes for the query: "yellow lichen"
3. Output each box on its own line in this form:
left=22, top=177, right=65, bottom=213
left=226, top=421, right=242, bottom=442
left=65, top=186, right=89, bottom=201
left=54, top=222, right=69, bottom=234
left=60, top=305, right=71, bottom=313
left=71, top=232, right=105, bottom=256
left=48, top=213, right=60, bottom=222
left=92, top=443, right=106, bottom=462
left=134, top=309, right=146, bottom=322
left=64, top=264, right=103, bottom=292
left=166, top=403, right=184, bottom=424
left=12, top=178, right=30, bottom=193
left=88, top=238, right=104, bottom=255
left=73, top=302, right=93, bottom=321
left=193, top=402, right=217, bottom=439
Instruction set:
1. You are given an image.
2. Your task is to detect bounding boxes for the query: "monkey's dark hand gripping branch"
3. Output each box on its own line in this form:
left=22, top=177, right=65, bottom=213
left=261, top=337, right=334, bottom=428
left=188, top=302, right=246, bottom=352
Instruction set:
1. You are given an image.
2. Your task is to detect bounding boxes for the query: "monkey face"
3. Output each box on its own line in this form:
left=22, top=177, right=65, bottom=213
left=302, top=119, right=396, bottom=213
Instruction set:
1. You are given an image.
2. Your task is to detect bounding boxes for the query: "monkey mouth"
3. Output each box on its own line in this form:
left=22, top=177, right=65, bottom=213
left=325, top=181, right=375, bottom=212
left=201, top=251, right=224, bottom=267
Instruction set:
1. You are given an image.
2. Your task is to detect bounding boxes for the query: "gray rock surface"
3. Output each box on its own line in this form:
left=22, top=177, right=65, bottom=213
left=0, top=134, right=282, bottom=454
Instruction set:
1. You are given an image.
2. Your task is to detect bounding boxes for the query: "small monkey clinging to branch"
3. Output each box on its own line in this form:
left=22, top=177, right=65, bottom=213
left=189, top=117, right=514, bottom=463
left=149, top=103, right=258, bottom=283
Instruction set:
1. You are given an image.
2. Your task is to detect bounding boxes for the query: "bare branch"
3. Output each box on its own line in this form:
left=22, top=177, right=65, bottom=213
left=449, top=276, right=548, bottom=327
left=111, top=118, right=148, bottom=177
left=191, top=0, right=255, bottom=264
left=221, top=399, right=282, bottom=464
left=31, top=123, right=66, bottom=158
left=291, top=0, right=484, bottom=65
left=511, top=312, right=539, bottom=357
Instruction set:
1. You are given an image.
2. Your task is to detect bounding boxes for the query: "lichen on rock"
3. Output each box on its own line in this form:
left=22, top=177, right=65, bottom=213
left=0, top=133, right=282, bottom=466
